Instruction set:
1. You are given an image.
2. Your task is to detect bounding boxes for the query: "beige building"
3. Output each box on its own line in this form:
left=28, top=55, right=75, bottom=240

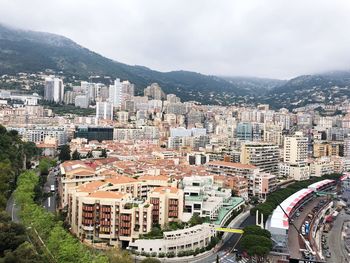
left=309, top=158, right=334, bottom=177
left=240, top=142, right=280, bottom=175
left=67, top=181, right=184, bottom=247
left=313, top=141, right=344, bottom=158
left=148, top=186, right=184, bottom=227
left=254, top=172, right=277, bottom=199
left=263, top=123, right=283, bottom=146
left=283, top=132, right=310, bottom=181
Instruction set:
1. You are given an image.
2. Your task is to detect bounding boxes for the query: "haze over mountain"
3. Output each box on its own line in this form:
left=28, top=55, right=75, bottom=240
left=1, top=24, right=350, bottom=108
left=0, top=24, right=252, bottom=105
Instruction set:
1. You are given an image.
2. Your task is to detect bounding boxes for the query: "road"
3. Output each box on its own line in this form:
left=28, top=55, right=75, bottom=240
left=197, top=212, right=256, bottom=263
left=287, top=197, right=326, bottom=259
left=43, top=169, right=57, bottom=213
left=326, top=211, right=350, bottom=263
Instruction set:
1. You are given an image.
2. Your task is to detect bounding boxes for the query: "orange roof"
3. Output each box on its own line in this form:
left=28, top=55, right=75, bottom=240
left=78, top=181, right=105, bottom=192
left=152, top=186, right=179, bottom=194
left=139, top=175, right=169, bottom=181
left=207, top=161, right=257, bottom=169
left=88, top=191, right=125, bottom=199
left=106, top=176, right=138, bottom=185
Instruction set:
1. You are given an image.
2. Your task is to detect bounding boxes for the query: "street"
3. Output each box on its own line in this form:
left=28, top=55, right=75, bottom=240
left=326, top=211, right=350, bottom=263
left=197, top=212, right=256, bottom=263
left=43, top=169, right=57, bottom=213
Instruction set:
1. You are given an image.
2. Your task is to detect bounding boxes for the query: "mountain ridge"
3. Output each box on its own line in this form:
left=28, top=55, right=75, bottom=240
left=0, top=24, right=250, bottom=104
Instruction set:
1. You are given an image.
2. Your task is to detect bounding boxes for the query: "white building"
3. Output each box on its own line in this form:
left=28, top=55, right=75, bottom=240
left=109, top=79, right=134, bottom=108
left=44, top=77, right=64, bottom=102
left=283, top=131, right=310, bottom=180
left=74, top=95, right=89, bottom=108
left=96, top=101, right=113, bottom=120
left=128, top=223, right=216, bottom=254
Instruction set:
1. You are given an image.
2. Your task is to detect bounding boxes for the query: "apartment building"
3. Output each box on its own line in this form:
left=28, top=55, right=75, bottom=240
left=283, top=132, right=310, bottom=181
left=309, top=158, right=335, bottom=177
left=67, top=180, right=184, bottom=247
left=68, top=186, right=153, bottom=247
left=148, top=186, right=184, bottom=227
left=253, top=172, right=277, bottom=199
left=240, top=142, right=280, bottom=175
left=206, top=161, right=276, bottom=197
left=313, top=141, right=344, bottom=158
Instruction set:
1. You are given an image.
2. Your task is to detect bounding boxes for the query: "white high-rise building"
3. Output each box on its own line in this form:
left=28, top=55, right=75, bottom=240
left=284, top=131, right=308, bottom=164
left=96, top=101, right=113, bottom=120
left=109, top=79, right=134, bottom=108
left=44, top=77, right=64, bottom=102
left=283, top=131, right=310, bottom=181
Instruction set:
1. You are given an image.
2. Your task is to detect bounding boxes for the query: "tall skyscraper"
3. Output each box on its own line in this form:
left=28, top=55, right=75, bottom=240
left=283, top=131, right=310, bottom=181
left=284, top=131, right=308, bottom=164
left=96, top=101, right=114, bottom=120
left=44, top=77, right=64, bottom=102
left=109, top=79, right=134, bottom=108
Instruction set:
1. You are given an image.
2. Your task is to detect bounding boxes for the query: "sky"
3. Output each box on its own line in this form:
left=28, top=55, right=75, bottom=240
left=1, top=0, right=350, bottom=79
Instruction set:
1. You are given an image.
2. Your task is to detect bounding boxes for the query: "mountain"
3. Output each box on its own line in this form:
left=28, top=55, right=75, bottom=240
left=0, top=24, right=249, bottom=104
left=262, top=71, right=350, bottom=109
left=221, top=76, right=286, bottom=95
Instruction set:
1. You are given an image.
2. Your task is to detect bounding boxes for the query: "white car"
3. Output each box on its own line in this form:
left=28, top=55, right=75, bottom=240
left=301, top=224, right=306, bottom=235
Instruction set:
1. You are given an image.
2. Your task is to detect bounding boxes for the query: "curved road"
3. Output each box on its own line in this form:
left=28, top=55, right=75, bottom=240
left=196, top=211, right=255, bottom=263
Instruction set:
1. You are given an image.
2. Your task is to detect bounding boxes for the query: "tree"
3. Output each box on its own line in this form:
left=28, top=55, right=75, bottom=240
left=38, top=158, right=50, bottom=175
left=0, top=211, right=27, bottom=255
left=59, top=145, right=71, bottom=162
left=2, top=241, right=45, bottom=263
left=100, top=149, right=107, bottom=158
left=188, top=213, right=204, bottom=226
left=243, top=225, right=271, bottom=239
left=86, top=151, right=93, bottom=158
left=240, top=234, right=272, bottom=263
left=72, top=150, right=81, bottom=160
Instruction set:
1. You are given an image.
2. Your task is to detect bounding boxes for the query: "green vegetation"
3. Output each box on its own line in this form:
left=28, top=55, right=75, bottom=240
left=48, top=104, right=95, bottom=116
left=251, top=173, right=342, bottom=220
left=72, top=149, right=81, bottom=160
left=240, top=225, right=272, bottom=263
left=100, top=149, right=107, bottom=158
left=38, top=158, right=56, bottom=176
left=14, top=170, right=130, bottom=263
left=188, top=213, right=210, bottom=227
left=0, top=125, right=41, bottom=262
left=59, top=144, right=71, bottom=162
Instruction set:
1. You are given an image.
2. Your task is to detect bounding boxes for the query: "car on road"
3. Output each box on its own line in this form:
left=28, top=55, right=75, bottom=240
left=301, top=224, right=306, bottom=235
left=50, top=185, right=55, bottom=192
left=296, top=212, right=300, bottom=217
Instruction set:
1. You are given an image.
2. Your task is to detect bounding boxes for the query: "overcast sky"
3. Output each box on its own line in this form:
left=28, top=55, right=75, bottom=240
left=1, top=0, right=350, bottom=79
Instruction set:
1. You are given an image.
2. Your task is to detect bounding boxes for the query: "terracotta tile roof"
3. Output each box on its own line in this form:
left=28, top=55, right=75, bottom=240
left=78, top=181, right=105, bottom=192
left=152, top=186, right=179, bottom=194
left=88, top=191, right=125, bottom=199
left=106, top=176, right=138, bottom=185
left=139, top=175, right=169, bottom=181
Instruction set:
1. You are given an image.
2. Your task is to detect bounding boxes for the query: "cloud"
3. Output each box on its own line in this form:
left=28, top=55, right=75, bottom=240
left=1, top=0, right=350, bottom=79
